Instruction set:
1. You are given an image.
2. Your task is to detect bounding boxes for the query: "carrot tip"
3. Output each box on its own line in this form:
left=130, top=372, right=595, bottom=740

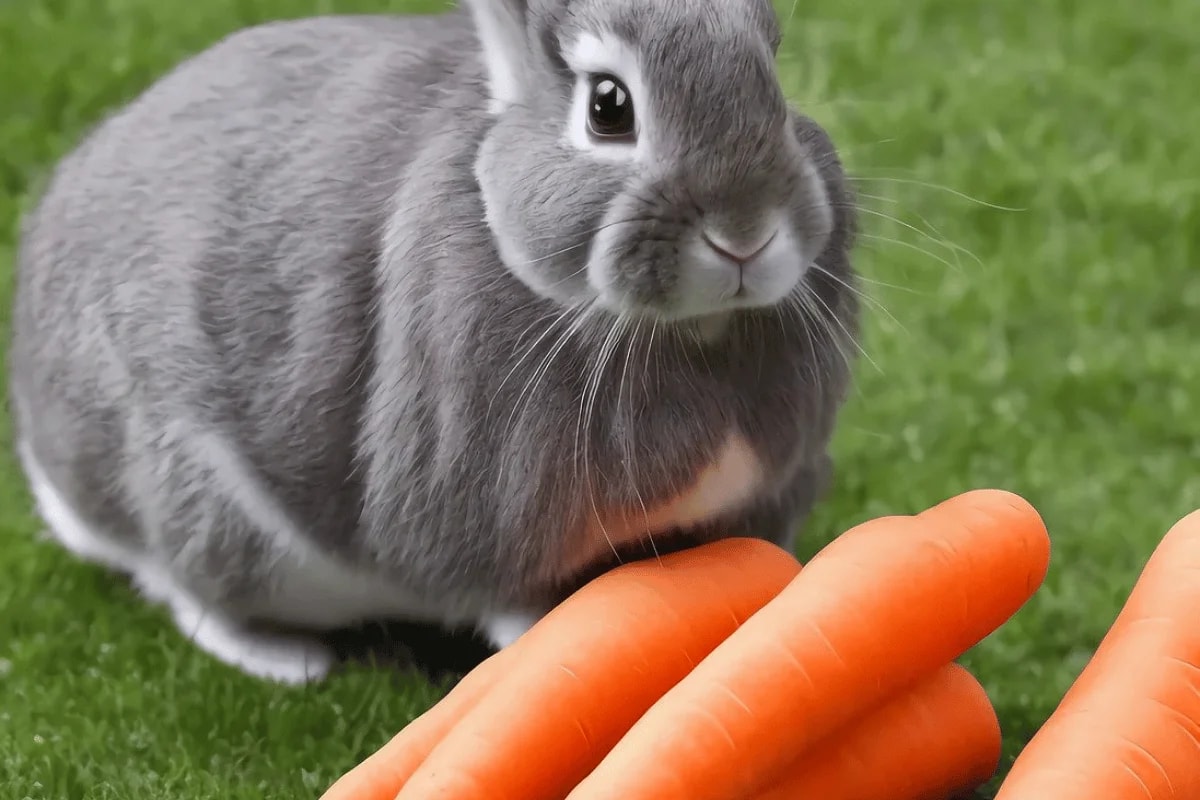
left=1165, top=507, right=1200, bottom=539
left=931, top=488, right=1043, bottom=522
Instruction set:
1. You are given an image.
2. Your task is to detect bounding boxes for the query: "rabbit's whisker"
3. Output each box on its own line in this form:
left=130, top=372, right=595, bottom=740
left=845, top=174, right=1024, bottom=212
left=809, top=284, right=877, bottom=375
left=849, top=271, right=919, bottom=294
left=791, top=293, right=827, bottom=401
left=618, top=316, right=658, bottom=563
left=523, top=214, right=659, bottom=245
left=517, top=239, right=592, bottom=267
left=810, top=264, right=906, bottom=335
left=855, top=206, right=979, bottom=272
left=512, top=211, right=658, bottom=269
left=854, top=191, right=900, bottom=207
left=503, top=301, right=595, bottom=447
left=489, top=304, right=579, bottom=416
left=577, top=311, right=628, bottom=565
left=484, top=264, right=594, bottom=334
left=857, top=233, right=965, bottom=276
left=788, top=290, right=851, bottom=383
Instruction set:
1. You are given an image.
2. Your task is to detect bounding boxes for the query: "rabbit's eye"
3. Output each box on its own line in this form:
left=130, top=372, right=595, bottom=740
left=587, top=73, right=636, bottom=141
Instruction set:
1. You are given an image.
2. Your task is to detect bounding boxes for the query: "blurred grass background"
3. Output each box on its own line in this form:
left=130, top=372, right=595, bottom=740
left=1, top=0, right=1197, bottom=796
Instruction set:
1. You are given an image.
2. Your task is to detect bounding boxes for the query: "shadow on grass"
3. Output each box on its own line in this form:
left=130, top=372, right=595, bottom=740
left=323, top=619, right=497, bottom=685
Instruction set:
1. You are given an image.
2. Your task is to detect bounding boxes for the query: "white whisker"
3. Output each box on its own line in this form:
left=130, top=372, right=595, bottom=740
left=857, top=232, right=965, bottom=275
left=793, top=290, right=852, bottom=380
left=619, top=318, right=657, bottom=562
left=846, top=174, right=1025, bottom=212
left=809, top=286, right=879, bottom=375
left=576, top=311, right=628, bottom=564
left=811, top=264, right=907, bottom=335
left=854, top=205, right=979, bottom=271
left=504, top=302, right=596, bottom=444
left=488, top=304, right=579, bottom=417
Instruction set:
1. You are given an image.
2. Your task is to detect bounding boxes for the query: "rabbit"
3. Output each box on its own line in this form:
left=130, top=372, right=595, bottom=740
left=6, top=0, right=861, bottom=685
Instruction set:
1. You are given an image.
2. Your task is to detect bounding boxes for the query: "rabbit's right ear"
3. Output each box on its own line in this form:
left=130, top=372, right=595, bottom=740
left=463, top=0, right=531, bottom=113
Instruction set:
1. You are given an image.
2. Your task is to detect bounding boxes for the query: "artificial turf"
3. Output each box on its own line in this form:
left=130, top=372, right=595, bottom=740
left=2, top=0, right=1198, bottom=797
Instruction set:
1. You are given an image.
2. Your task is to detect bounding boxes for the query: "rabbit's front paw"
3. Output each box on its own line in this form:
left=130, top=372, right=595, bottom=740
left=184, top=616, right=336, bottom=684
left=139, top=566, right=335, bottom=684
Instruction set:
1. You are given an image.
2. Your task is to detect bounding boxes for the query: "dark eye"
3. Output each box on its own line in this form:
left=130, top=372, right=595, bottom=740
left=587, top=73, right=636, bottom=140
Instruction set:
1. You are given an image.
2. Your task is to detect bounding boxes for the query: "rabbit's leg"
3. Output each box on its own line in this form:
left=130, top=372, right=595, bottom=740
left=131, top=560, right=335, bottom=685
left=17, top=404, right=336, bottom=683
left=126, top=422, right=339, bottom=684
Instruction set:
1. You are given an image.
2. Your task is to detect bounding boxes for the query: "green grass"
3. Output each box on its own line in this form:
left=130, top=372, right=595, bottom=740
left=1, top=0, right=1197, bottom=796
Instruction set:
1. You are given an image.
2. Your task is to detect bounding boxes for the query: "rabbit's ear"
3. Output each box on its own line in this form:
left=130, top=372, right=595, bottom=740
left=463, top=0, right=530, bottom=112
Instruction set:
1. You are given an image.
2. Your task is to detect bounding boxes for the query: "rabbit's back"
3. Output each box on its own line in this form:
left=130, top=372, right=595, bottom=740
left=8, top=14, right=479, bottom=614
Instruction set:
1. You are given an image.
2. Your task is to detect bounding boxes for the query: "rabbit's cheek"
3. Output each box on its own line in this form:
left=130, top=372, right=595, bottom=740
left=559, top=431, right=764, bottom=579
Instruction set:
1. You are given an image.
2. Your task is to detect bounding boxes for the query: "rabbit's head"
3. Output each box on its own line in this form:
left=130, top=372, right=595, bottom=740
left=468, top=0, right=849, bottom=325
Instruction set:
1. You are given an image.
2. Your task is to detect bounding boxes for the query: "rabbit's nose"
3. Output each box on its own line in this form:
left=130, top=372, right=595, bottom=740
left=701, top=228, right=778, bottom=266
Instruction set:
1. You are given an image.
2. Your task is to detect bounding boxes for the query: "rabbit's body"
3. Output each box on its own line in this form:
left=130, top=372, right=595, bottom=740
left=9, top=2, right=859, bottom=683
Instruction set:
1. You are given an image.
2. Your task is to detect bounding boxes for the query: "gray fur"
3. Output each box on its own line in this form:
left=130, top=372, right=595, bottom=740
left=7, top=0, right=859, bottom=672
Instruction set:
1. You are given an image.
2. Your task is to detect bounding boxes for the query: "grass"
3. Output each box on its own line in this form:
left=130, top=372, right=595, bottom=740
left=1, top=0, right=1197, bottom=796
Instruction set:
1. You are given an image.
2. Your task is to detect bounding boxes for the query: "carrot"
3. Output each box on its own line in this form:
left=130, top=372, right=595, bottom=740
left=565, top=489, right=1050, bottom=800
left=994, top=507, right=1200, bottom=799
left=318, top=648, right=514, bottom=800
left=754, top=661, right=1001, bottom=800
left=390, top=536, right=802, bottom=800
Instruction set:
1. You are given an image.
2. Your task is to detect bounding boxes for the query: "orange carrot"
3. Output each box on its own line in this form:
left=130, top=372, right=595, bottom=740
left=318, top=648, right=514, bottom=800
left=390, top=537, right=802, bottom=800
left=994, top=508, right=1200, bottom=799
left=565, top=489, right=1050, bottom=800
left=754, top=661, right=1001, bottom=800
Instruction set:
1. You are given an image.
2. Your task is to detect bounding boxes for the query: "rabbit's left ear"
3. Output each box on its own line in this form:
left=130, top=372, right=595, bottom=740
left=463, top=0, right=531, bottom=112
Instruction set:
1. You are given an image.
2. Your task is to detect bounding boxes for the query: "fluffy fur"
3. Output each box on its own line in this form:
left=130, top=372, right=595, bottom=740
left=7, top=0, right=860, bottom=683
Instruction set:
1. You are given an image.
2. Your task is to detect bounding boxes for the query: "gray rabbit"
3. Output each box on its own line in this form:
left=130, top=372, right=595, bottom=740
left=7, top=0, right=860, bottom=683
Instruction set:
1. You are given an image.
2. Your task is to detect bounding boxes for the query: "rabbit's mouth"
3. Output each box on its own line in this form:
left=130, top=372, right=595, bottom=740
left=586, top=212, right=812, bottom=325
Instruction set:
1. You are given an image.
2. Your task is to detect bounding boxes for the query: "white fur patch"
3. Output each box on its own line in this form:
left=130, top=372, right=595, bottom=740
left=559, top=431, right=765, bottom=579
left=562, top=32, right=650, bottom=163
left=646, top=432, right=764, bottom=530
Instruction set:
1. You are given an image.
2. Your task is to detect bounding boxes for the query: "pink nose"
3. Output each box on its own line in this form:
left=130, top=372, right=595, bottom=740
left=702, top=229, right=778, bottom=265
